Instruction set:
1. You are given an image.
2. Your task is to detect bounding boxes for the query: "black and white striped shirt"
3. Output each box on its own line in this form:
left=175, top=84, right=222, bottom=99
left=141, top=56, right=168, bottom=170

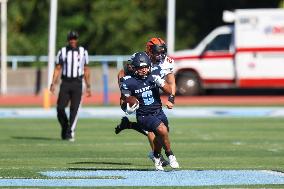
left=56, top=46, right=89, bottom=78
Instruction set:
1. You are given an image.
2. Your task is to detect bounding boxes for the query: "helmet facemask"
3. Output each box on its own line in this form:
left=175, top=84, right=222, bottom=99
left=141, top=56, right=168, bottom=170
left=134, top=64, right=151, bottom=79
left=129, top=52, right=152, bottom=79
left=151, top=44, right=167, bottom=63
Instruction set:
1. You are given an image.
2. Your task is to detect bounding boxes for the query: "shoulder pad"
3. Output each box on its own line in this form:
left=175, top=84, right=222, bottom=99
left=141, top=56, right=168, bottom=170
left=120, top=75, right=132, bottom=84
left=123, top=75, right=132, bottom=80
left=160, top=56, right=174, bottom=72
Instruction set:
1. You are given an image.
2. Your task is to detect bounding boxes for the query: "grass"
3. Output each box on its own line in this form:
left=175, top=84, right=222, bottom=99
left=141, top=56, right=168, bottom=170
left=0, top=118, right=283, bottom=188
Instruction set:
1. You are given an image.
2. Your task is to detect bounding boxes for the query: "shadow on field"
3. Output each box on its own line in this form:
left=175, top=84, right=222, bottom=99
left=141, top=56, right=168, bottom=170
left=68, top=167, right=153, bottom=171
left=11, top=136, right=59, bottom=141
left=68, top=161, right=132, bottom=166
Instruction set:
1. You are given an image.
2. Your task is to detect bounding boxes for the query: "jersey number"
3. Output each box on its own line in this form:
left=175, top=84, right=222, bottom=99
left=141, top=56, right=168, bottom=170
left=142, top=91, right=154, bottom=105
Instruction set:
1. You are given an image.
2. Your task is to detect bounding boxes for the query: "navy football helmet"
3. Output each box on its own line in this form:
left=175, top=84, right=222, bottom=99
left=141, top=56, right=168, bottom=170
left=129, top=52, right=151, bottom=79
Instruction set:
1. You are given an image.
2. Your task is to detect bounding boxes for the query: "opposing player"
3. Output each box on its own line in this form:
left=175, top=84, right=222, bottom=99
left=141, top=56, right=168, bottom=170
left=120, top=52, right=179, bottom=170
left=144, top=37, right=176, bottom=159
left=146, top=37, right=176, bottom=109
left=115, top=38, right=176, bottom=163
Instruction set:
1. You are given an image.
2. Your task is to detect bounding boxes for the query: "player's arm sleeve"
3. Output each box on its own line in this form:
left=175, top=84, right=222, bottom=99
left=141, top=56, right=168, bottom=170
left=163, top=59, right=175, bottom=76
left=119, top=78, right=132, bottom=98
left=169, top=59, right=174, bottom=72
left=84, top=50, right=89, bottom=65
left=56, top=49, right=63, bottom=65
left=119, top=78, right=132, bottom=112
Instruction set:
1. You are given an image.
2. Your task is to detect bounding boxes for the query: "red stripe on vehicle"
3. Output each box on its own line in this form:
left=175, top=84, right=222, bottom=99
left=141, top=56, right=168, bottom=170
left=237, top=47, right=284, bottom=52
left=172, top=53, right=234, bottom=61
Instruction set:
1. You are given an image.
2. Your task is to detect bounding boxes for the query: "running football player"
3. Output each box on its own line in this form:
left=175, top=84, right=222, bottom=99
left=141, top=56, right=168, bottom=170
left=120, top=52, right=179, bottom=170
left=115, top=38, right=176, bottom=163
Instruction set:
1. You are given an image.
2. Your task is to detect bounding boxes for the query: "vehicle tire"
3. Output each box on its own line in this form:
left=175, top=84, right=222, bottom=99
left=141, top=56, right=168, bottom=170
left=176, top=72, right=203, bottom=96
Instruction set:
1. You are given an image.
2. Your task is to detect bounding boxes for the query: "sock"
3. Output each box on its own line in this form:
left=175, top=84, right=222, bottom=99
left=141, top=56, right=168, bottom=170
left=165, top=150, right=174, bottom=157
left=153, top=151, right=160, bottom=158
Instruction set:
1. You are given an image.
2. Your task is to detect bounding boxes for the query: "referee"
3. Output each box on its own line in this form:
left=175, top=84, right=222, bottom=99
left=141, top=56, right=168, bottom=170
left=50, top=30, right=91, bottom=141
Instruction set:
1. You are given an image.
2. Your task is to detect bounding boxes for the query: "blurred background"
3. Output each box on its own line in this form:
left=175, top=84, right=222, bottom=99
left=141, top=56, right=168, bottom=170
left=1, top=0, right=284, bottom=107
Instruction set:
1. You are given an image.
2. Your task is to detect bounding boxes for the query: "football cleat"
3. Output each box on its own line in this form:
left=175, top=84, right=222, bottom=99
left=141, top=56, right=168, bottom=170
left=153, top=156, right=164, bottom=171
left=69, top=131, right=75, bottom=142
left=148, top=151, right=169, bottom=167
left=61, top=128, right=67, bottom=140
left=67, top=136, right=75, bottom=142
left=168, top=155, right=179, bottom=169
left=64, top=132, right=75, bottom=142
left=161, top=155, right=170, bottom=167
left=115, top=116, right=130, bottom=134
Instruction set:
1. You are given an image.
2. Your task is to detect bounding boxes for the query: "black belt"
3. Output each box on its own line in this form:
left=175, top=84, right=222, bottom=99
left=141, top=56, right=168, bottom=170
left=61, top=76, right=83, bottom=82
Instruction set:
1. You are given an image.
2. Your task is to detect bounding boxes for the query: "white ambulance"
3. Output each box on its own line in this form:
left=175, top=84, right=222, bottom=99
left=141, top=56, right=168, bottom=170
left=172, top=9, right=284, bottom=95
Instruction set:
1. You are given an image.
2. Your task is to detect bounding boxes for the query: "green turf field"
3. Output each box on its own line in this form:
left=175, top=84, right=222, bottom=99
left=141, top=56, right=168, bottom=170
left=0, top=118, right=283, bottom=188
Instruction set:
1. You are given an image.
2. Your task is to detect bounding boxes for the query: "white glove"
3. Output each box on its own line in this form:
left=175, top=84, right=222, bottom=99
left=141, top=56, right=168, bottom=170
left=125, top=102, right=139, bottom=115
left=152, top=75, right=165, bottom=87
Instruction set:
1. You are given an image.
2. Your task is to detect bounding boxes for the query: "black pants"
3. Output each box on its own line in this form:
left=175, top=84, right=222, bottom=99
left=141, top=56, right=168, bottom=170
left=57, top=78, right=82, bottom=138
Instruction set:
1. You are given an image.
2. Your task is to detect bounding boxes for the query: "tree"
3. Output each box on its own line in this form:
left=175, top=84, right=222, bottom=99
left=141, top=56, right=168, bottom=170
left=6, top=0, right=282, bottom=56
left=8, top=0, right=166, bottom=55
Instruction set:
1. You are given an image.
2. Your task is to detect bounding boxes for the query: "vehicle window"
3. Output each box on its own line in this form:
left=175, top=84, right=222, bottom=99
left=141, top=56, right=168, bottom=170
left=205, top=34, right=232, bottom=52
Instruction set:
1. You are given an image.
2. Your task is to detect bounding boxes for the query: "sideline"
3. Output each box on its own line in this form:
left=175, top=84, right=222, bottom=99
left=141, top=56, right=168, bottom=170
left=0, top=170, right=283, bottom=187
left=0, top=107, right=284, bottom=118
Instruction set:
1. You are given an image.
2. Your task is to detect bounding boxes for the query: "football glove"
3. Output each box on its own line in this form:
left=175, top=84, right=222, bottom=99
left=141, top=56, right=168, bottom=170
left=152, top=75, right=165, bottom=87
left=125, top=102, right=139, bottom=115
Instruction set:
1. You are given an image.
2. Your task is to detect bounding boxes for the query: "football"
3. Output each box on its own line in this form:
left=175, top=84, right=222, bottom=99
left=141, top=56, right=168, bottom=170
left=125, top=96, right=139, bottom=107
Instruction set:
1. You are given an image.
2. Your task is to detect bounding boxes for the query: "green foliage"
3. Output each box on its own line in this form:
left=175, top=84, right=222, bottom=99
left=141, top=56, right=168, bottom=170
left=8, top=0, right=49, bottom=55
left=7, top=0, right=282, bottom=55
left=8, top=0, right=166, bottom=55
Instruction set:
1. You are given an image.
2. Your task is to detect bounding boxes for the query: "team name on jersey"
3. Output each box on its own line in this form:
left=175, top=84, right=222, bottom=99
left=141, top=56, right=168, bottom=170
left=134, top=85, right=154, bottom=94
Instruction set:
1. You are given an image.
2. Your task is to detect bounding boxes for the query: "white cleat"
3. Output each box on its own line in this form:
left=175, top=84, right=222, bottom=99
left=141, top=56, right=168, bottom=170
left=168, top=155, right=179, bottom=169
left=68, top=132, right=75, bottom=142
left=153, top=157, right=164, bottom=171
left=68, top=137, right=75, bottom=142
left=148, top=151, right=169, bottom=167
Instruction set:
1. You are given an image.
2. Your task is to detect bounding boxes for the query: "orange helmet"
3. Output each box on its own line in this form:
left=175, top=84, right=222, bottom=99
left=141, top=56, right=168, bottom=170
left=146, top=37, right=167, bottom=63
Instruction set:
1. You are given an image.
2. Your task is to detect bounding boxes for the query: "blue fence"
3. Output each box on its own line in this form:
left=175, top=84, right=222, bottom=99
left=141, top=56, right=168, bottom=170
left=6, top=55, right=130, bottom=70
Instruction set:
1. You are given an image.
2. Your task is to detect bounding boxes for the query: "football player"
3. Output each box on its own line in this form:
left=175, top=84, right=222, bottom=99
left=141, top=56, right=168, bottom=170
left=120, top=52, right=179, bottom=170
left=144, top=37, right=176, bottom=160
left=146, top=37, right=176, bottom=110
left=115, top=38, right=176, bottom=164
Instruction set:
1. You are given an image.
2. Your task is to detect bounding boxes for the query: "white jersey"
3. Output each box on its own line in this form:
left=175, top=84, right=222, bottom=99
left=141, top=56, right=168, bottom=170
left=56, top=46, right=89, bottom=78
left=151, top=56, right=175, bottom=79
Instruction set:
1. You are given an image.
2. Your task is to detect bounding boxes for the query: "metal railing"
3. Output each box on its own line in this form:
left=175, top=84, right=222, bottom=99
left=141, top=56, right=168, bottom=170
left=5, top=55, right=130, bottom=105
left=6, top=55, right=130, bottom=70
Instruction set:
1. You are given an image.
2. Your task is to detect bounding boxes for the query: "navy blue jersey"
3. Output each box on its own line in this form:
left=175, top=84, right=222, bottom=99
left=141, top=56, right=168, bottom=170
left=120, top=74, right=162, bottom=116
left=151, top=65, right=163, bottom=78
